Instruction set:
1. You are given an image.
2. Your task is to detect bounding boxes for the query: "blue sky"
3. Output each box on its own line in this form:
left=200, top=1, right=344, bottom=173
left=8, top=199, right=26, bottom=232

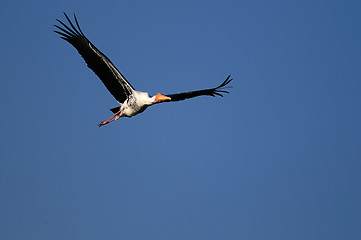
left=1, top=0, right=360, bottom=239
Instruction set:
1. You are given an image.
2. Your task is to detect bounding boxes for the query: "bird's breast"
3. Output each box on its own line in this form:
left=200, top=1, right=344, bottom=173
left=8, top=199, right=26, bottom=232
left=122, top=95, right=149, bottom=117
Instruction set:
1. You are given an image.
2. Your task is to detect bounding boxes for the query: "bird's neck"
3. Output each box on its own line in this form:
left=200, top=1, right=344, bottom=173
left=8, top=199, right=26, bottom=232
left=133, top=91, right=155, bottom=106
left=149, top=95, right=157, bottom=105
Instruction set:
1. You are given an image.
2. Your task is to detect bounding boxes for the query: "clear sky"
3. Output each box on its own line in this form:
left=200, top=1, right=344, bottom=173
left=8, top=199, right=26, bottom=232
left=0, top=0, right=360, bottom=239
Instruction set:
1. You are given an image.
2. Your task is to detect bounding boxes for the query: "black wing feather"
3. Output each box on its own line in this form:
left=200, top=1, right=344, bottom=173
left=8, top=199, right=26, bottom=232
left=166, top=75, right=233, bottom=102
left=54, top=13, right=134, bottom=103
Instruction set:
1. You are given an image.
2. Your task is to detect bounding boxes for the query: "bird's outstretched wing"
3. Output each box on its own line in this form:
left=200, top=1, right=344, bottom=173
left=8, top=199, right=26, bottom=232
left=165, top=75, right=233, bottom=102
left=54, top=13, right=134, bottom=103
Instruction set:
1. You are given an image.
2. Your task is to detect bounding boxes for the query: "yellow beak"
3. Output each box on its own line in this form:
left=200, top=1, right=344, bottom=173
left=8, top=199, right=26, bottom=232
left=155, top=93, right=171, bottom=102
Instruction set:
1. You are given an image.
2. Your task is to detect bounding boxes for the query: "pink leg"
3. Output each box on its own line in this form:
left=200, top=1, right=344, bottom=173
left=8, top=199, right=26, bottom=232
left=98, top=109, right=121, bottom=127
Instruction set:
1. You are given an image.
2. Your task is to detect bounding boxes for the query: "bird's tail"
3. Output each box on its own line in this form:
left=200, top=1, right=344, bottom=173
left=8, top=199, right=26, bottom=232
left=110, top=106, right=121, bottom=113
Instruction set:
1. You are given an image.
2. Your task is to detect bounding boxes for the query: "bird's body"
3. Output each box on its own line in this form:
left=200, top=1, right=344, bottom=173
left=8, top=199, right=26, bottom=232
left=54, top=13, right=232, bottom=126
left=117, top=91, right=153, bottom=118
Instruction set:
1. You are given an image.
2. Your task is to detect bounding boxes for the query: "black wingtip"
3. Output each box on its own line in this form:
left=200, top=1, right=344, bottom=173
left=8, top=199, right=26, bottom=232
left=54, top=12, right=86, bottom=40
left=63, top=12, right=70, bottom=20
left=211, top=74, right=233, bottom=97
left=217, top=75, right=233, bottom=88
left=73, top=13, right=85, bottom=37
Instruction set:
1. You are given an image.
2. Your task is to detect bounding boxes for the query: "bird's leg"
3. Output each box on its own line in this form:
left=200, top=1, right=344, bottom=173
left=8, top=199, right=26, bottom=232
left=98, top=109, right=122, bottom=127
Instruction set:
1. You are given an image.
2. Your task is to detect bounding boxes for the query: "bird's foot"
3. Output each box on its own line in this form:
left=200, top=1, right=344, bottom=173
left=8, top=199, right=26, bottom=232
left=98, top=120, right=110, bottom=127
left=98, top=110, right=121, bottom=127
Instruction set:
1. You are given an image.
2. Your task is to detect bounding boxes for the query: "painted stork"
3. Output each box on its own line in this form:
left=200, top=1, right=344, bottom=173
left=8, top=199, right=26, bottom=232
left=54, top=13, right=232, bottom=127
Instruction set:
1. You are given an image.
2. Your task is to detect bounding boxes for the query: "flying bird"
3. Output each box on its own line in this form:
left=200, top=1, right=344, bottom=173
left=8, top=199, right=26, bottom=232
left=54, top=13, right=232, bottom=127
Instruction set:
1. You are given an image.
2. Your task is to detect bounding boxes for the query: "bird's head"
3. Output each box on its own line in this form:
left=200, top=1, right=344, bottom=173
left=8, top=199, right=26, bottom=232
left=153, top=93, right=171, bottom=104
